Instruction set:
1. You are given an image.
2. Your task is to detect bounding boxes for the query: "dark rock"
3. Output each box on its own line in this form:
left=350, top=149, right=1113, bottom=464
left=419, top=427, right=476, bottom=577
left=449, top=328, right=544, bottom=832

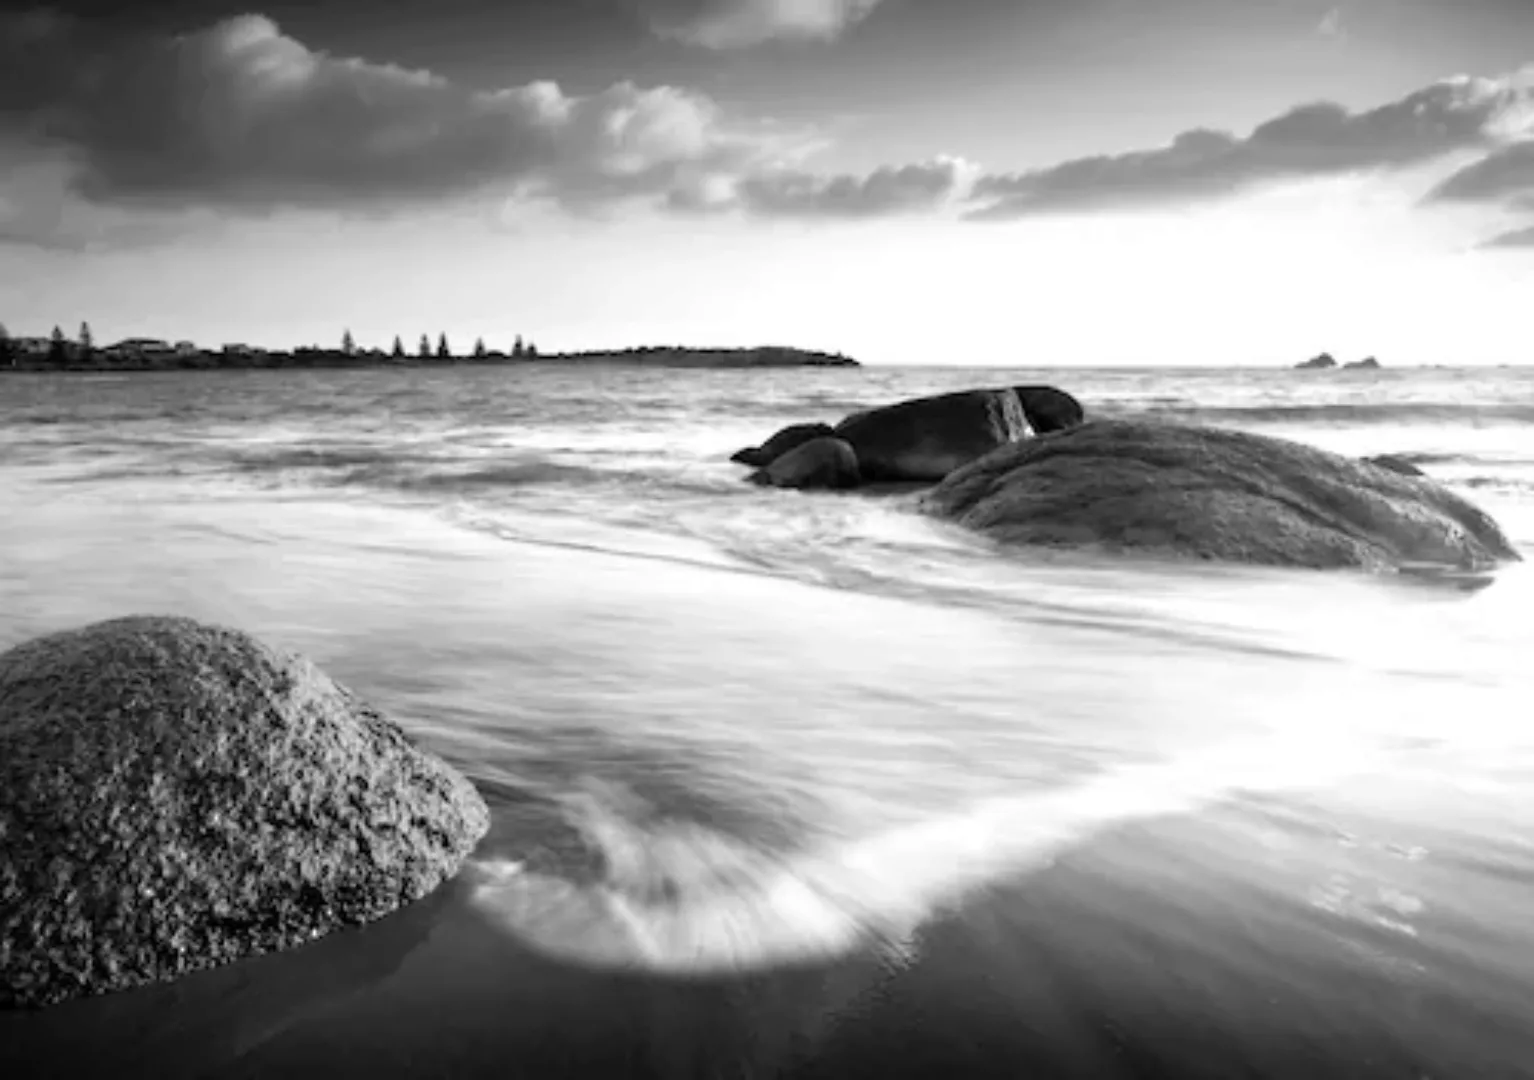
left=1012, top=385, right=1085, bottom=433
left=833, top=389, right=1029, bottom=483
left=730, top=422, right=836, bottom=467
left=1362, top=453, right=1424, bottom=477
left=0, top=615, right=489, bottom=1010
left=921, top=419, right=1520, bottom=572
left=1295, top=353, right=1337, bottom=370
left=748, top=436, right=861, bottom=490
left=1343, top=357, right=1382, bottom=370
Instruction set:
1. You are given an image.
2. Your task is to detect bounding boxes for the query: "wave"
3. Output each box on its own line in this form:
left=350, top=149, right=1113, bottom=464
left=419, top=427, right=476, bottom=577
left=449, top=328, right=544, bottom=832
left=1458, top=476, right=1534, bottom=496
left=465, top=734, right=1387, bottom=977
left=1106, top=402, right=1534, bottom=426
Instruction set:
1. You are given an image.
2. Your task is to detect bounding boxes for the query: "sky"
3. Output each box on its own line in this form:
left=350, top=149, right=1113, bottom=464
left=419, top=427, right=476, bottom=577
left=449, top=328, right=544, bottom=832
left=3, top=0, right=1534, bottom=366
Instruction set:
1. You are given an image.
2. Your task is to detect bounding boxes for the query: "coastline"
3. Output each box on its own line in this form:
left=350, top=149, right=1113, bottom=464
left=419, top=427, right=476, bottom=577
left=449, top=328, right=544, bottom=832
left=0, top=346, right=861, bottom=375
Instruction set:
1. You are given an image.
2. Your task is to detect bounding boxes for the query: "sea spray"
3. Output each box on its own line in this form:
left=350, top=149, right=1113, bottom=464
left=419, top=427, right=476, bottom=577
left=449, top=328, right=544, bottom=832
left=464, top=731, right=1388, bottom=975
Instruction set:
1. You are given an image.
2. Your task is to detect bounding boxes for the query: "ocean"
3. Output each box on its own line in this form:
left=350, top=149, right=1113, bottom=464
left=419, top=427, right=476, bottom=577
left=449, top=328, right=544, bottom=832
left=1, top=363, right=1532, bottom=1079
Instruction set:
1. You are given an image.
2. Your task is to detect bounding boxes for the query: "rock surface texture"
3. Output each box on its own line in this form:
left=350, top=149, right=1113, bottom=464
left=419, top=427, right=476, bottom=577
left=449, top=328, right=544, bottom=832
left=1012, top=385, right=1085, bottom=434
left=922, top=419, right=1520, bottom=571
left=730, top=422, right=836, bottom=467
left=0, top=615, right=489, bottom=1010
left=748, top=436, right=861, bottom=490
left=833, top=389, right=1032, bottom=483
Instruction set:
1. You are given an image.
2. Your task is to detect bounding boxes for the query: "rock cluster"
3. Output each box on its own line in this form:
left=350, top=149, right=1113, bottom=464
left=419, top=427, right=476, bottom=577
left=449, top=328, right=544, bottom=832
left=732, top=385, right=1085, bottom=491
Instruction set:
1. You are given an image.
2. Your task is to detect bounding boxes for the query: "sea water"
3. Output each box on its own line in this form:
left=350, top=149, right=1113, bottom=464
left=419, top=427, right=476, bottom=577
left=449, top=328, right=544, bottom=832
left=1, top=364, right=1531, bottom=1078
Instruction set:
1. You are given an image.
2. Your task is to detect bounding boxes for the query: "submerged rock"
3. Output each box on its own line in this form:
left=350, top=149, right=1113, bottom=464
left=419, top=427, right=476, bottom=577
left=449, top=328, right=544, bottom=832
left=0, top=615, right=489, bottom=1010
left=833, top=389, right=1031, bottom=483
left=730, top=422, right=836, bottom=467
left=748, top=436, right=861, bottom=490
left=922, top=419, right=1520, bottom=572
left=1361, top=453, right=1425, bottom=478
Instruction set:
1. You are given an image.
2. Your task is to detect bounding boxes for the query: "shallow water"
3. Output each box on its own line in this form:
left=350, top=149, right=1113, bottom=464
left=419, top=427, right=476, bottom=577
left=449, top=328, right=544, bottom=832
left=1, top=364, right=1532, bottom=1078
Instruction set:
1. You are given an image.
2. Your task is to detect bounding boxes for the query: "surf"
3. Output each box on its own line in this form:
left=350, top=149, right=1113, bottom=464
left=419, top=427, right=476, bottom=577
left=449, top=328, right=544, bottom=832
left=464, top=732, right=1388, bottom=977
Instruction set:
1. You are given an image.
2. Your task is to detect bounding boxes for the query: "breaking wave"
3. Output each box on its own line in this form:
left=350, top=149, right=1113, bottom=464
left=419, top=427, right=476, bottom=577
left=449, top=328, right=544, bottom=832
left=465, top=734, right=1386, bottom=977
left=1112, top=402, right=1534, bottom=426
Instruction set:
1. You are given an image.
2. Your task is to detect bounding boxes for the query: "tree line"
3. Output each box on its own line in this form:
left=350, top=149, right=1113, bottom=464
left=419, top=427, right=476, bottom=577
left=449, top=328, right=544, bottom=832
left=366, top=331, right=539, bottom=360
left=0, top=323, right=542, bottom=365
left=0, top=323, right=92, bottom=365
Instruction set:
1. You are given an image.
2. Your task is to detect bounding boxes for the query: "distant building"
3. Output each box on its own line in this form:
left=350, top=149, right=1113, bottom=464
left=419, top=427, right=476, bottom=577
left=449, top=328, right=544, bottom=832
left=106, top=338, right=175, bottom=358
left=9, top=337, right=52, bottom=356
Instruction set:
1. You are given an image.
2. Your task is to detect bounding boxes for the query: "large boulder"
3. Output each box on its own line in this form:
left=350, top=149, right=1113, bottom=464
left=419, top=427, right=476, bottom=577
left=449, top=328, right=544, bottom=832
left=730, top=422, right=836, bottom=467
left=921, top=419, right=1520, bottom=572
left=0, top=615, right=489, bottom=1010
left=748, top=436, right=861, bottom=491
left=832, top=389, right=1030, bottom=483
left=1013, top=385, right=1085, bottom=434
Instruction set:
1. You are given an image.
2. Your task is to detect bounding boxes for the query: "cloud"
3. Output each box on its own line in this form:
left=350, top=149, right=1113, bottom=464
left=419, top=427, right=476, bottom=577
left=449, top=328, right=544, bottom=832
left=718, top=156, right=976, bottom=218
left=1480, top=224, right=1534, bottom=248
left=642, top=0, right=884, bottom=49
left=1317, top=7, right=1346, bottom=40
left=0, top=12, right=797, bottom=216
left=0, top=135, right=222, bottom=252
left=1428, top=141, right=1534, bottom=203
left=967, top=71, right=1534, bottom=220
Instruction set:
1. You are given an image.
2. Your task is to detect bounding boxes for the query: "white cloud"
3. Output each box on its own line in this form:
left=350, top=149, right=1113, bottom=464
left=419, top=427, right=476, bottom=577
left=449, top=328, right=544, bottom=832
left=1317, top=7, right=1346, bottom=40
left=968, top=69, right=1534, bottom=220
left=643, top=0, right=885, bottom=49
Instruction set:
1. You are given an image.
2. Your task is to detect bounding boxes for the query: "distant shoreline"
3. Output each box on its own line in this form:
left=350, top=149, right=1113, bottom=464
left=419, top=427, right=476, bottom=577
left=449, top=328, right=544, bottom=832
left=0, top=345, right=860, bottom=374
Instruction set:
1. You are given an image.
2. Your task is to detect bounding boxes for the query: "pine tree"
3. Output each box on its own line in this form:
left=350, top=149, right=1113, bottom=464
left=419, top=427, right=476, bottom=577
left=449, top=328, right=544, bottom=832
left=473, top=337, right=486, bottom=359
left=418, top=334, right=431, bottom=358
left=436, top=332, right=450, bottom=359
left=78, top=321, right=94, bottom=354
left=0, top=322, right=11, bottom=366
left=391, top=335, right=404, bottom=358
left=341, top=329, right=356, bottom=356
left=48, top=325, right=67, bottom=364
left=512, top=334, right=525, bottom=359
left=526, top=340, right=538, bottom=358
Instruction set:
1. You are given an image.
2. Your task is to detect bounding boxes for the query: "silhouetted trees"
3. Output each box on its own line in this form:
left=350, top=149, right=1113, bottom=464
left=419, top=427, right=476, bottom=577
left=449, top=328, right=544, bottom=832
left=512, top=334, right=525, bottom=359
left=435, top=332, right=450, bottom=359
left=391, top=335, right=404, bottom=358
left=473, top=337, right=486, bottom=358
left=78, top=322, right=93, bottom=356
left=0, top=322, right=11, bottom=366
left=48, top=325, right=66, bottom=364
left=341, top=329, right=356, bottom=356
left=526, top=340, right=538, bottom=358
left=417, top=334, right=431, bottom=358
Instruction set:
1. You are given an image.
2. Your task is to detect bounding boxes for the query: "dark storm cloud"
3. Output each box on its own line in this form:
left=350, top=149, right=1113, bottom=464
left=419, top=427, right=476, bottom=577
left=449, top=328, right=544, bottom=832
left=968, top=74, right=1534, bottom=220
left=0, top=11, right=791, bottom=214
left=641, top=0, right=884, bottom=48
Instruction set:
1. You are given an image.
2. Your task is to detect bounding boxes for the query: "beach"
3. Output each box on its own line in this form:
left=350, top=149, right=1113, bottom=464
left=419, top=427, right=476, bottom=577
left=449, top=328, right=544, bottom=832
left=2, top=362, right=1532, bottom=1078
